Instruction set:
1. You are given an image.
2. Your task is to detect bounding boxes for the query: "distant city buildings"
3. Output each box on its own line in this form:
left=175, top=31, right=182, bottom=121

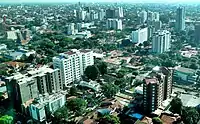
left=152, top=30, right=171, bottom=53
left=176, top=7, right=185, bottom=31
left=66, top=23, right=75, bottom=35
left=195, top=23, right=200, bottom=43
left=53, top=49, right=94, bottom=86
left=131, top=27, right=148, bottom=44
left=106, top=19, right=123, bottom=30
left=115, top=7, right=124, bottom=18
left=106, top=8, right=116, bottom=18
left=98, top=9, right=105, bottom=21
left=139, top=10, right=148, bottom=23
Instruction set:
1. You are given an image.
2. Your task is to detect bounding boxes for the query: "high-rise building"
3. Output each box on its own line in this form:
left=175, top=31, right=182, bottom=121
left=66, top=23, right=75, bottom=35
left=148, top=25, right=155, bottom=39
left=150, top=66, right=173, bottom=100
left=176, top=7, right=185, bottom=31
left=143, top=66, right=173, bottom=114
left=140, top=10, right=148, bottom=23
left=131, top=27, right=148, bottom=44
left=115, top=7, right=123, bottom=18
left=5, top=66, right=63, bottom=112
left=195, top=23, right=200, bottom=43
left=153, top=20, right=162, bottom=31
left=152, top=30, right=171, bottom=53
left=77, top=9, right=87, bottom=21
left=98, top=9, right=105, bottom=21
left=106, top=19, right=123, bottom=30
left=143, top=78, right=164, bottom=114
left=53, top=49, right=94, bottom=86
left=106, top=9, right=115, bottom=18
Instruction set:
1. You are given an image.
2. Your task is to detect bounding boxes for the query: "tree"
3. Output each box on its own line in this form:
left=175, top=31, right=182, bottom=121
left=143, top=41, right=150, bottom=47
left=182, top=107, right=200, bottom=124
left=98, top=114, right=120, bottom=124
left=189, top=62, right=199, bottom=70
left=85, top=65, right=100, bottom=80
left=114, top=78, right=126, bottom=88
left=170, top=97, right=183, bottom=115
left=53, top=106, right=69, bottom=124
left=96, top=62, right=107, bottom=75
left=102, top=83, right=119, bottom=98
left=152, top=117, right=163, bottom=124
left=67, top=98, right=87, bottom=116
left=69, top=86, right=78, bottom=96
left=0, top=115, right=13, bottom=124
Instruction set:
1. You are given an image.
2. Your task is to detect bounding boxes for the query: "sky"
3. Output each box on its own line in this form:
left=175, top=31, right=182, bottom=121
left=0, top=0, right=200, bottom=3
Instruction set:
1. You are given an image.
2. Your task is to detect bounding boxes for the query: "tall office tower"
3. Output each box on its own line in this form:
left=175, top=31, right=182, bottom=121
left=66, top=23, right=75, bottom=35
left=151, top=66, right=173, bottom=101
left=154, top=12, right=160, bottom=21
left=176, top=7, right=185, bottom=31
left=147, top=11, right=155, bottom=22
left=106, top=19, right=123, bottom=30
left=106, top=8, right=115, bottom=18
left=5, top=66, right=62, bottom=112
left=131, top=27, right=148, bottom=44
left=115, top=7, right=123, bottom=18
left=195, top=23, right=200, bottom=43
left=77, top=9, right=87, bottom=21
left=153, top=20, right=162, bottom=31
left=143, top=78, right=164, bottom=114
left=73, top=10, right=77, bottom=17
left=152, top=30, right=171, bottom=53
left=148, top=26, right=155, bottom=39
left=84, top=7, right=91, bottom=13
left=76, top=23, right=82, bottom=32
left=140, top=10, right=148, bottom=23
left=98, top=9, right=105, bottom=21
left=53, top=49, right=94, bottom=86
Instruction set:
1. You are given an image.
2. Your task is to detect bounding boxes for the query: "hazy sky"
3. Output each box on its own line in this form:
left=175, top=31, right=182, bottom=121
left=0, top=0, right=200, bottom=3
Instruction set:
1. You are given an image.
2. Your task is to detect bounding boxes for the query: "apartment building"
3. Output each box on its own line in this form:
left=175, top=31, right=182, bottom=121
left=53, top=49, right=94, bottom=86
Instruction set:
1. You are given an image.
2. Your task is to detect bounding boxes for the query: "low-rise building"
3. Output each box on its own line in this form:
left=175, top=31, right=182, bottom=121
left=173, top=66, right=197, bottom=84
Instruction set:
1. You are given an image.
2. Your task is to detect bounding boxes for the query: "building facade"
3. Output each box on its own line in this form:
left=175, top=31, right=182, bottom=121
left=53, top=49, right=94, bottom=86
left=106, top=19, right=123, bottom=30
left=195, top=23, right=200, bottom=43
left=131, top=27, right=148, bottom=44
left=140, top=10, right=148, bottom=24
left=152, top=30, right=171, bottom=53
left=5, top=66, right=63, bottom=112
left=143, top=78, right=164, bottom=114
left=176, top=7, right=185, bottom=31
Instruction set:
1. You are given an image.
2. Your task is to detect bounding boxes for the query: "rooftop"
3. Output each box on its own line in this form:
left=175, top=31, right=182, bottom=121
left=144, top=78, right=158, bottom=85
left=175, top=67, right=196, bottom=74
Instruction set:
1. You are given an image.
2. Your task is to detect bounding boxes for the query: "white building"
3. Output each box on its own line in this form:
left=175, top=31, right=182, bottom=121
left=53, top=49, right=94, bottom=86
left=78, top=9, right=87, bottom=21
left=140, top=10, right=148, bottom=23
left=106, top=19, right=123, bottom=30
left=29, top=92, right=66, bottom=123
left=115, top=7, right=123, bottom=18
left=67, top=23, right=75, bottom=35
left=131, top=27, right=148, bottom=44
left=7, top=31, right=17, bottom=40
left=98, top=9, right=105, bottom=20
left=0, top=44, right=7, bottom=50
left=152, top=30, right=171, bottom=53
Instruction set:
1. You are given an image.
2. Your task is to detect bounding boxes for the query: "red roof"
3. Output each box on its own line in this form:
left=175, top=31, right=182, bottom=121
left=64, top=51, right=76, bottom=55
left=145, top=78, right=158, bottom=85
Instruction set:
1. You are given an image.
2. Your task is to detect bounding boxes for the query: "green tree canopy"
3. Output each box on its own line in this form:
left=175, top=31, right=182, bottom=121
left=96, top=61, right=108, bottom=76
left=54, top=106, right=69, bottom=124
left=69, top=86, right=78, bottom=96
left=182, top=107, right=200, bottom=124
left=0, top=115, right=13, bottom=124
left=85, top=65, right=100, bottom=80
left=98, top=114, right=120, bottom=124
left=170, top=97, right=183, bottom=115
left=67, top=98, right=87, bottom=116
left=152, top=117, right=163, bottom=124
left=102, top=83, right=119, bottom=98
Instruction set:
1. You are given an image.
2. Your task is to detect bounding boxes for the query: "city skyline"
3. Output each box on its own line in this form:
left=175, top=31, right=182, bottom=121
left=1, top=0, right=200, bottom=3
